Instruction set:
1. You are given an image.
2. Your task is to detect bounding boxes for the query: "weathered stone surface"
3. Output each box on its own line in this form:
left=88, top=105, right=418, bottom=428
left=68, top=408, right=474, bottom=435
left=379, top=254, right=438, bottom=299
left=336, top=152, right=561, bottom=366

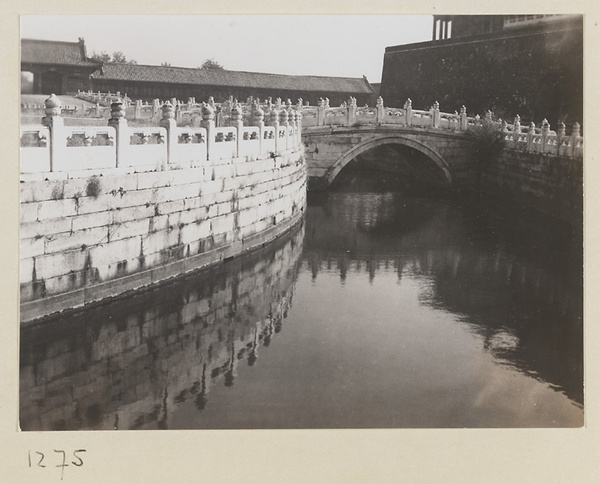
left=89, top=236, right=142, bottom=268
left=45, top=226, right=108, bottom=254
left=20, top=179, right=65, bottom=203
left=72, top=211, right=112, bottom=231
left=34, top=249, right=89, bottom=280
left=21, top=217, right=72, bottom=239
left=38, top=198, right=78, bottom=221
left=112, top=205, right=155, bottom=224
left=21, top=236, right=45, bottom=259
left=180, top=220, right=211, bottom=245
left=20, top=150, right=306, bottom=322
left=109, top=219, right=150, bottom=242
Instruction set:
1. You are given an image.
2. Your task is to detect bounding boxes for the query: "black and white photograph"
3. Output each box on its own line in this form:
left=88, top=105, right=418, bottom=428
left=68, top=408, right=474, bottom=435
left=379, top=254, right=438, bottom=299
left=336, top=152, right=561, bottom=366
left=18, top=14, right=584, bottom=431
left=5, top=5, right=597, bottom=482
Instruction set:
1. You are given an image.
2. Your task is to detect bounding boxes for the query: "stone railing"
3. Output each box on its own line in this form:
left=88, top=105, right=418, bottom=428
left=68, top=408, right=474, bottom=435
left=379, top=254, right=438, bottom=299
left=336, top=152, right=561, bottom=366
left=76, top=89, right=130, bottom=107
left=20, top=94, right=303, bottom=179
left=21, top=102, right=87, bottom=115
left=128, top=96, right=304, bottom=127
left=300, top=96, right=583, bottom=159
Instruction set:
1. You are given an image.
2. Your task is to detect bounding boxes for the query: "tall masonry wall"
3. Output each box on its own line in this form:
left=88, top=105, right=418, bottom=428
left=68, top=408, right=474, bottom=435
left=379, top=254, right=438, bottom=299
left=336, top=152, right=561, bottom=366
left=481, top=150, right=582, bottom=226
left=20, top=151, right=306, bottom=323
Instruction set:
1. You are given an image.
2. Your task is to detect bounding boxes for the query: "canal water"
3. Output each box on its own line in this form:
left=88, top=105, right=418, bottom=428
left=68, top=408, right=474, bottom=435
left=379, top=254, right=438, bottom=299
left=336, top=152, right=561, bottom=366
left=20, top=190, right=583, bottom=430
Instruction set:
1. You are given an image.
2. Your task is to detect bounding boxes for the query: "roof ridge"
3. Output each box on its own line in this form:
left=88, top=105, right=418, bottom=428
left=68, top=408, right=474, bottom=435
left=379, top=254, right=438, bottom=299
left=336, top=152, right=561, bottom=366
left=21, top=38, right=82, bottom=45
left=103, top=63, right=370, bottom=82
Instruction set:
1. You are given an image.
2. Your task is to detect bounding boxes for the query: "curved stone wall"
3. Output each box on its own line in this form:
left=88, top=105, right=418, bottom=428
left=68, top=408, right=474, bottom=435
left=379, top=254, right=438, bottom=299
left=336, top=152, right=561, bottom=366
left=20, top=150, right=306, bottom=323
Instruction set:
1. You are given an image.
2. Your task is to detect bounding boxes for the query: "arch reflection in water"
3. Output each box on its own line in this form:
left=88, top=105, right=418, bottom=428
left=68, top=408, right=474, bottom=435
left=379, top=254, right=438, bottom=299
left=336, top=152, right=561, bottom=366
left=20, top=224, right=304, bottom=431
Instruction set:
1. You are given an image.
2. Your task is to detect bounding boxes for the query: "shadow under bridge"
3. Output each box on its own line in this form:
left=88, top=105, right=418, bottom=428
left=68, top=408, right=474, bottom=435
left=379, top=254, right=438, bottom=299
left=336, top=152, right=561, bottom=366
left=303, top=130, right=466, bottom=192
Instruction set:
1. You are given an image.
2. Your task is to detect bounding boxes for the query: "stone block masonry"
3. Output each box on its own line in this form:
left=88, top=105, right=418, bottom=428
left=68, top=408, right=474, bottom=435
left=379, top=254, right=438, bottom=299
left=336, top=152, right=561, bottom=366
left=481, top=150, right=582, bottom=225
left=20, top=150, right=307, bottom=323
left=20, top=95, right=306, bottom=323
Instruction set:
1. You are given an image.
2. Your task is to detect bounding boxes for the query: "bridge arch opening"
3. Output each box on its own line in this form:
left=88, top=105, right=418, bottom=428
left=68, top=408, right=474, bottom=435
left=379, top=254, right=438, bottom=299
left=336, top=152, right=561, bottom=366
left=326, top=136, right=453, bottom=192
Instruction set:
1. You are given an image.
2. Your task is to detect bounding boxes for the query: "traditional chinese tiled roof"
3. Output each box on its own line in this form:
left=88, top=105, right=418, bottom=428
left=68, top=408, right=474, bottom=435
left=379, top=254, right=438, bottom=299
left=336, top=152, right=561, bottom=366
left=92, top=63, right=375, bottom=94
left=21, top=38, right=101, bottom=67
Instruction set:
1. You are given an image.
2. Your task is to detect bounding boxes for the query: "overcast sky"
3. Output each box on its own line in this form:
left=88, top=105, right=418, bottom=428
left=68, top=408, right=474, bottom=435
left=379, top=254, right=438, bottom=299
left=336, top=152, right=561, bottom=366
left=21, top=15, right=433, bottom=83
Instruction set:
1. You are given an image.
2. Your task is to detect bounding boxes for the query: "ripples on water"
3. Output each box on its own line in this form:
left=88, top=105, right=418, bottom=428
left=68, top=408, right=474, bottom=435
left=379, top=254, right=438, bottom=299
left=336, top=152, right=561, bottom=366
left=20, top=191, right=583, bottom=430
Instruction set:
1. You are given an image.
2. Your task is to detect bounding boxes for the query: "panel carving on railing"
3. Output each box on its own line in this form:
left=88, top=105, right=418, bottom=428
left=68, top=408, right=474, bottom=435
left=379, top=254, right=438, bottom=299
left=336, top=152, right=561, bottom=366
left=20, top=127, right=48, bottom=148
left=20, top=126, right=50, bottom=173
left=175, top=127, right=208, bottom=167
left=21, top=94, right=304, bottom=178
left=212, top=127, right=237, bottom=161
left=66, top=128, right=114, bottom=147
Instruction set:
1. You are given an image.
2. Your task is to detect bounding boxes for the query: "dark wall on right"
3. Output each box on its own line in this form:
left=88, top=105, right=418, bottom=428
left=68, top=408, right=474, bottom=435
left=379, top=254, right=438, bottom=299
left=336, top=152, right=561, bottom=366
left=380, top=16, right=583, bottom=127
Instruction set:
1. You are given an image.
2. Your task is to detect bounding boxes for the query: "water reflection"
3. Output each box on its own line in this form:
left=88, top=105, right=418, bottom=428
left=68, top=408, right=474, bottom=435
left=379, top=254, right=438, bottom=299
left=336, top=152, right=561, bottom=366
left=304, top=193, right=583, bottom=408
left=20, top=224, right=304, bottom=431
left=20, top=191, right=583, bottom=430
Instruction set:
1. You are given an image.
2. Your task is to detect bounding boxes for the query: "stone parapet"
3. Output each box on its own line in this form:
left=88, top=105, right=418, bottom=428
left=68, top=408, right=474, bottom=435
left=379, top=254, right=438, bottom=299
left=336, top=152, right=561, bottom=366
left=20, top=96, right=307, bottom=323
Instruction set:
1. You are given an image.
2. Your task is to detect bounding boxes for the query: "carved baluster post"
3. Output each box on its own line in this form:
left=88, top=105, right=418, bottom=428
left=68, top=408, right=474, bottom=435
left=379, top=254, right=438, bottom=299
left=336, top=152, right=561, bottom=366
left=540, top=119, right=550, bottom=153
left=324, top=97, right=330, bottom=109
left=107, top=100, right=128, bottom=168
left=296, top=110, right=302, bottom=147
left=150, top=99, right=158, bottom=117
left=297, top=98, right=303, bottom=110
left=175, top=102, right=183, bottom=124
left=513, top=115, right=521, bottom=149
left=432, top=101, right=440, bottom=128
left=404, top=99, right=413, bottom=126
left=459, top=105, right=467, bottom=131
left=526, top=122, right=536, bottom=153
left=231, top=102, right=243, bottom=159
left=279, top=108, right=289, bottom=151
left=159, top=102, right=177, bottom=169
left=288, top=110, right=296, bottom=148
left=201, top=102, right=215, bottom=161
left=317, top=98, right=325, bottom=126
left=134, top=99, right=141, bottom=119
left=288, top=108, right=297, bottom=147
left=347, top=97, right=357, bottom=126
left=269, top=106, right=280, bottom=154
left=556, top=122, right=566, bottom=156
left=570, top=122, right=581, bottom=157
left=376, top=96, right=385, bottom=125
left=41, top=94, right=64, bottom=172
left=254, top=104, right=265, bottom=155
left=215, top=105, right=223, bottom=128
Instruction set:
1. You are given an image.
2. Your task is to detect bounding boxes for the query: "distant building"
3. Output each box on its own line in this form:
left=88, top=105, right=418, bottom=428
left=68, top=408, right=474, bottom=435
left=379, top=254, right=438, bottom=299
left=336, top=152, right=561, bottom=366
left=21, top=38, right=101, bottom=94
left=380, top=15, right=583, bottom=125
left=91, top=63, right=374, bottom=106
left=21, top=38, right=375, bottom=106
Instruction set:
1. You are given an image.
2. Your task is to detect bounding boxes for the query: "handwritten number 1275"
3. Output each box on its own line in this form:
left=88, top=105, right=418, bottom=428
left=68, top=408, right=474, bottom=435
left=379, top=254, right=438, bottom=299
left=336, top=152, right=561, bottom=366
left=28, top=449, right=86, bottom=480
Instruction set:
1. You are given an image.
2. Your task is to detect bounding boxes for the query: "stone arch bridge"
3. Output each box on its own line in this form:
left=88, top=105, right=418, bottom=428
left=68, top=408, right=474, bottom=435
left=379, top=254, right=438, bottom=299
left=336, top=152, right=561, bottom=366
left=299, top=97, right=583, bottom=191
left=303, top=125, right=470, bottom=190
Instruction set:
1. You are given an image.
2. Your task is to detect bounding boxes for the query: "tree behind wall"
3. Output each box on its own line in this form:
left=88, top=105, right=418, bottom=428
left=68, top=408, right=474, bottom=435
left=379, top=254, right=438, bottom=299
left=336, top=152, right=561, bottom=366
left=90, top=51, right=137, bottom=64
left=198, top=59, right=225, bottom=70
